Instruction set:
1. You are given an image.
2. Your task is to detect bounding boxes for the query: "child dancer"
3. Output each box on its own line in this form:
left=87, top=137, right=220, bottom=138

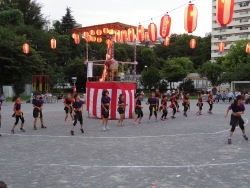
left=207, top=91, right=213, bottom=115
left=196, top=93, right=203, bottom=116
left=133, top=94, right=143, bottom=124
left=63, top=93, right=74, bottom=125
left=160, top=95, right=168, bottom=120
left=117, top=94, right=127, bottom=126
left=101, top=90, right=111, bottom=131
left=225, top=95, right=248, bottom=144
left=183, top=92, right=190, bottom=117
left=146, top=92, right=158, bottom=123
left=11, top=96, right=25, bottom=134
left=170, top=93, right=177, bottom=119
left=32, top=93, right=46, bottom=130
left=222, top=91, right=226, bottom=103
left=175, top=90, right=180, bottom=112
left=70, top=94, right=84, bottom=136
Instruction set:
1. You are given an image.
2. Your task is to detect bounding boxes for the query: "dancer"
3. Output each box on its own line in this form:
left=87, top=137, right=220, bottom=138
left=63, top=93, right=74, bottom=125
left=222, top=91, right=226, bottom=103
left=207, top=91, right=213, bottom=114
left=196, top=93, right=203, bottom=116
left=146, top=91, right=158, bottom=123
left=170, top=93, right=177, bottom=119
left=155, top=88, right=161, bottom=109
left=70, top=94, right=84, bottom=135
left=117, top=94, right=127, bottom=126
left=160, top=95, right=168, bottom=120
left=0, top=103, right=2, bottom=136
left=11, top=96, right=25, bottom=134
left=32, top=93, right=46, bottom=130
left=182, top=92, right=190, bottom=117
left=133, top=94, right=143, bottom=124
left=101, top=90, right=111, bottom=131
left=216, top=91, right=221, bottom=103
left=175, top=90, right=180, bottom=112
left=225, top=95, right=248, bottom=144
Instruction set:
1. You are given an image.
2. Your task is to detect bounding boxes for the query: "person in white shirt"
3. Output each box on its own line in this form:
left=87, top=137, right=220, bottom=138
left=235, top=90, right=241, bottom=97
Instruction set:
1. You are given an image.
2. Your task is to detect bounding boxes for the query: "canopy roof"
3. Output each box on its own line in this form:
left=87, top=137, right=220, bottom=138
left=72, top=22, right=144, bottom=37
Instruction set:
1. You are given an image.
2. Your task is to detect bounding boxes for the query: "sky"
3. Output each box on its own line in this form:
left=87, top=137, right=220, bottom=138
left=40, top=0, right=212, bottom=37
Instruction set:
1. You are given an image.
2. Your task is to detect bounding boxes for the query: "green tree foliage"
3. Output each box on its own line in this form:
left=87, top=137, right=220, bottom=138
left=0, top=9, right=23, bottom=26
left=60, top=7, right=76, bottom=34
left=140, top=66, right=162, bottom=90
left=198, top=61, right=223, bottom=86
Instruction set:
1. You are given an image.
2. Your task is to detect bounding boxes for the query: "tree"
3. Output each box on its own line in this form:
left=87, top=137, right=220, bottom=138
left=179, top=79, right=195, bottom=93
left=198, top=61, right=223, bottom=86
left=140, top=66, right=162, bottom=90
left=0, top=9, right=23, bottom=26
left=61, top=7, right=76, bottom=34
left=137, top=48, right=157, bottom=72
left=0, top=0, right=45, bottom=29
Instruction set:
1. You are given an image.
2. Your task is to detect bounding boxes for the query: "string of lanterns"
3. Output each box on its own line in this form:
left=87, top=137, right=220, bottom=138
left=22, top=0, right=250, bottom=55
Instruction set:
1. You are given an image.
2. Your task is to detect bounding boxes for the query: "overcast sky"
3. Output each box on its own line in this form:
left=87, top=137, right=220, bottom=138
left=40, top=0, right=211, bottom=37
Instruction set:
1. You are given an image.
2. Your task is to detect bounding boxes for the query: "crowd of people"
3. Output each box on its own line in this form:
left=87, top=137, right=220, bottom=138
left=0, top=87, right=248, bottom=144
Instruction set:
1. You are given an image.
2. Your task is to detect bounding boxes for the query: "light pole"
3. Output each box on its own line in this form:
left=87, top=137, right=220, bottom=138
left=144, top=65, right=148, bottom=72
left=72, top=77, right=77, bottom=95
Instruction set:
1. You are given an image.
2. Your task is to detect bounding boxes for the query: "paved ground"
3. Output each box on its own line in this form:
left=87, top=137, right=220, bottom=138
left=0, top=100, right=250, bottom=188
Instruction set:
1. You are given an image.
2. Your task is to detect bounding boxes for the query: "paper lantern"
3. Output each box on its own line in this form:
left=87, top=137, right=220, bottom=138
left=137, top=25, right=145, bottom=42
left=128, top=28, right=135, bottom=42
left=218, top=42, right=225, bottom=52
left=73, top=34, right=80, bottom=44
left=164, top=37, right=170, bottom=46
left=246, top=42, right=250, bottom=53
left=103, top=28, right=109, bottom=34
left=83, top=32, right=89, bottom=38
left=108, top=29, right=115, bottom=35
left=190, top=38, right=196, bottom=49
left=23, top=43, right=29, bottom=54
left=184, top=3, right=198, bottom=33
left=115, top=30, right=121, bottom=42
left=91, top=36, right=96, bottom=42
left=160, top=14, right=171, bottom=38
left=89, top=30, right=95, bottom=35
left=216, top=0, right=234, bottom=27
left=96, top=29, right=102, bottom=36
left=51, top=38, right=56, bottom=49
left=97, top=37, right=102, bottom=43
left=72, top=33, right=77, bottom=39
left=86, top=35, right=91, bottom=42
left=144, top=32, right=149, bottom=40
left=106, top=39, right=112, bottom=49
left=121, top=30, right=127, bottom=43
left=148, top=23, right=157, bottom=42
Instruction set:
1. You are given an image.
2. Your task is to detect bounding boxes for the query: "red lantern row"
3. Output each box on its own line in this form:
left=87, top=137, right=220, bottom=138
left=246, top=42, right=250, bottom=54
left=218, top=42, right=225, bottom=53
left=216, top=0, right=234, bottom=27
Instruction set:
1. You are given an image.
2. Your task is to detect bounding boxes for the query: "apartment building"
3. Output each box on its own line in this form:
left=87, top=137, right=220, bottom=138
left=211, top=0, right=250, bottom=61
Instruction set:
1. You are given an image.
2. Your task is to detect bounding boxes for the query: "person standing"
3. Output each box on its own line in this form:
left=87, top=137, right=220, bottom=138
left=117, top=94, right=127, bottom=126
left=160, top=95, right=168, bottom=120
left=211, top=86, right=217, bottom=103
left=222, top=91, right=227, bottom=103
left=196, top=93, right=203, bottom=116
left=175, top=90, right=180, bottom=112
left=227, top=90, right=234, bottom=103
left=70, top=94, right=84, bottom=136
left=63, top=93, right=74, bottom=125
left=0, top=103, right=2, bottom=137
left=155, top=88, right=161, bottom=110
left=216, top=91, right=221, bottom=103
left=133, top=94, right=143, bottom=125
left=170, top=93, right=177, bottom=119
left=182, top=92, right=190, bottom=117
left=207, top=91, right=213, bottom=115
left=32, top=93, right=46, bottom=130
left=11, top=96, right=25, bottom=134
left=224, top=95, right=248, bottom=144
left=146, top=91, right=158, bottom=123
left=101, top=90, right=111, bottom=131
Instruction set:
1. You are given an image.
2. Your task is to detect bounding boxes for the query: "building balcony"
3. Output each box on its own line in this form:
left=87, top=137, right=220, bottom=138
left=234, top=12, right=250, bottom=19
left=235, top=4, right=250, bottom=11
left=212, top=27, right=250, bottom=36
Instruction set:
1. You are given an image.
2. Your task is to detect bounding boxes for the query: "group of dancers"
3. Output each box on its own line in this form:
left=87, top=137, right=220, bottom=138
left=0, top=89, right=248, bottom=144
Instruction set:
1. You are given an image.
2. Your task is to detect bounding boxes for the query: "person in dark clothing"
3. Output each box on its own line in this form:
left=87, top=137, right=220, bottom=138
left=133, top=94, right=143, bottom=124
left=117, top=94, right=127, bottom=126
left=101, top=90, right=111, bottom=131
left=225, top=95, right=248, bottom=144
left=146, top=92, right=158, bottom=123
left=182, top=92, right=190, bottom=117
left=63, top=93, right=74, bottom=125
left=160, top=95, right=168, bottom=120
left=70, top=94, right=84, bottom=136
left=32, top=93, right=46, bottom=130
left=211, top=86, right=217, bottom=102
left=196, top=93, right=203, bottom=116
left=170, top=93, right=177, bottom=119
left=11, top=96, right=25, bottom=134
left=207, top=91, right=213, bottom=115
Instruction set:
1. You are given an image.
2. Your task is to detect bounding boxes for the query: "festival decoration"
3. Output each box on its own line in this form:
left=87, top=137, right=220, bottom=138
left=97, top=37, right=102, bottom=43
left=128, top=28, right=135, bottom=42
left=121, top=30, right=127, bottom=43
left=160, top=14, right=171, bottom=38
left=74, top=34, right=80, bottom=44
left=148, top=22, right=157, bottom=42
left=89, top=30, right=95, bottom=35
left=96, top=29, right=102, bottom=36
left=184, top=3, right=198, bottom=33
left=23, top=43, right=29, bottom=54
left=115, top=30, right=121, bottom=42
left=218, top=42, right=225, bottom=52
left=103, top=28, right=109, bottom=34
left=216, top=0, right=234, bottom=26
left=190, top=38, right=196, bottom=49
left=137, top=25, right=145, bottom=42
left=164, top=37, right=170, bottom=46
left=51, top=38, right=56, bottom=49
left=246, top=42, right=250, bottom=53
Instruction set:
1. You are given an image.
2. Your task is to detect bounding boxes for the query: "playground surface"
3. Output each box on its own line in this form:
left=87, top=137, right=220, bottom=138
left=0, top=100, right=250, bottom=188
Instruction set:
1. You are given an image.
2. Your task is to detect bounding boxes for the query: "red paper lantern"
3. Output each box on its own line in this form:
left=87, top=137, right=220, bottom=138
left=216, top=0, right=234, bottom=27
left=97, top=37, right=102, bottom=43
left=164, top=37, right=170, bottom=46
left=115, top=30, right=121, bottom=43
left=72, top=33, right=77, bottom=39
left=51, top=38, right=56, bottom=49
left=86, top=35, right=91, bottom=42
left=96, top=29, right=102, bottom=36
left=23, top=43, right=29, bottom=54
left=121, top=30, right=127, bottom=43
left=137, top=25, right=145, bottom=42
left=148, top=23, right=157, bottom=42
left=106, top=39, right=112, bottom=49
left=145, top=32, right=149, bottom=40
left=91, top=36, right=96, bottom=42
left=89, top=30, right=95, bottom=35
left=160, top=14, right=171, bottom=38
left=103, top=28, right=109, bottom=34
left=83, top=32, right=89, bottom=38
left=108, top=29, right=115, bottom=35
left=74, top=34, right=80, bottom=44
left=218, top=42, right=225, bottom=52
left=184, top=3, right=198, bottom=33
left=128, top=28, right=135, bottom=42
left=190, top=38, right=196, bottom=49
left=246, top=42, right=250, bottom=53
